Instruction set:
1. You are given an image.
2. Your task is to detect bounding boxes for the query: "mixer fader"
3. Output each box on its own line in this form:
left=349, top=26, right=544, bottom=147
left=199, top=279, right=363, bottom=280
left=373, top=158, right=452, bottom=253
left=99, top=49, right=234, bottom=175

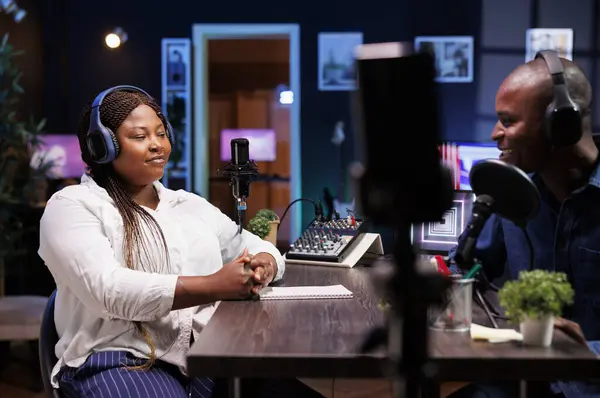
left=286, top=218, right=365, bottom=262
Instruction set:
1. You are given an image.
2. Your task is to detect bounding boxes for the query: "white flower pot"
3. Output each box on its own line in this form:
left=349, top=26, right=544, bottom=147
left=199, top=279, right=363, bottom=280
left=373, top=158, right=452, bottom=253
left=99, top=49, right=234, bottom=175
left=520, top=314, right=554, bottom=347
left=264, top=220, right=280, bottom=246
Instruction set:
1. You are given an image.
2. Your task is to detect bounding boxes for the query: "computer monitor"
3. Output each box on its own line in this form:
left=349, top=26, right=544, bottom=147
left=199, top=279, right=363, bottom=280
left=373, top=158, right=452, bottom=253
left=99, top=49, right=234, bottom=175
left=220, top=129, right=277, bottom=162
left=30, top=134, right=87, bottom=179
left=411, top=190, right=475, bottom=253
left=455, top=142, right=501, bottom=190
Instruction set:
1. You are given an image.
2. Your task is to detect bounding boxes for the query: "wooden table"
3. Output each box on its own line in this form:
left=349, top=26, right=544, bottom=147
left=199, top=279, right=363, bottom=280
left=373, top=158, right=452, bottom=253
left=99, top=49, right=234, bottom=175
left=188, top=264, right=385, bottom=379
left=430, top=328, right=599, bottom=382
left=188, top=264, right=600, bottom=394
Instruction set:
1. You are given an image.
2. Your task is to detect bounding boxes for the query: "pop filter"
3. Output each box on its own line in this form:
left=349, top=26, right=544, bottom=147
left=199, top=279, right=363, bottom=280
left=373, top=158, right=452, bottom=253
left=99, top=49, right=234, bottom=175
left=469, top=159, right=541, bottom=226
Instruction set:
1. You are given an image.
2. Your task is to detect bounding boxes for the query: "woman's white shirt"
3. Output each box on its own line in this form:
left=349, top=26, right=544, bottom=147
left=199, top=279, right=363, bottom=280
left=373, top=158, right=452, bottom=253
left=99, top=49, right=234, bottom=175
left=38, top=174, right=285, bottom=388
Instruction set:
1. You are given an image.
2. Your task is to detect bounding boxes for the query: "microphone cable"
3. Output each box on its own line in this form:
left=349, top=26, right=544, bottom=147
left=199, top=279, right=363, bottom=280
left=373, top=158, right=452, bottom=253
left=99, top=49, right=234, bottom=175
left=236, top=198, right=247, bottom=235
left=278, top=198, right=323, bottom=232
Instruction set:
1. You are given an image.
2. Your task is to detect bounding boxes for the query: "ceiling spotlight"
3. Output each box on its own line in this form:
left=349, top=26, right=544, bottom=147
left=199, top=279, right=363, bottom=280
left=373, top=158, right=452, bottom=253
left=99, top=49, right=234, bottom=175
left=0, top=0, right=26, bottom=23
left=105, top=27, right=128, bottom=49
left=105, top=33, right=121, bottom=49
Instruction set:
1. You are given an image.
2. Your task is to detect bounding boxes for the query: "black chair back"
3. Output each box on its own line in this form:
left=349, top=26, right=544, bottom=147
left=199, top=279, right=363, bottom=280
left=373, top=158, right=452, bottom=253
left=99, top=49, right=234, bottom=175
left=39, top=290, right=61, bottom=398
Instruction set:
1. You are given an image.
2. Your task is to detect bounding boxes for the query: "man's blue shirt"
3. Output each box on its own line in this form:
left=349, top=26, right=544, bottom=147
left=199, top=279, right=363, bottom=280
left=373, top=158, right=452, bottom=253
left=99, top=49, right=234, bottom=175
left=449, top=144, right=600, bottom=397
left=451, top=154, right=600, bottom=341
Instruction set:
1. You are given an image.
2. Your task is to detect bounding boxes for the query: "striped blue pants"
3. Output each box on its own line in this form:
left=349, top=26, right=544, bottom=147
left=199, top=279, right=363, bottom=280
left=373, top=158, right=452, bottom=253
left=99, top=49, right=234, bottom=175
left=58, top=351, right=215, bottom=398
left=57, top=350, right=326, bottom=398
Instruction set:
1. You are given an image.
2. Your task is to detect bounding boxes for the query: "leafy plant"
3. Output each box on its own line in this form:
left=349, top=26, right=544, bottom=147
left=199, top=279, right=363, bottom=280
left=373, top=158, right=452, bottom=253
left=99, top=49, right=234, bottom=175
left=0, top=32, right=49, bottom=258
left=247, top=216, right=271, bottom=240
left=255, top=209, right=279, bottom=222
left=499, top=270, right=574, bottom=324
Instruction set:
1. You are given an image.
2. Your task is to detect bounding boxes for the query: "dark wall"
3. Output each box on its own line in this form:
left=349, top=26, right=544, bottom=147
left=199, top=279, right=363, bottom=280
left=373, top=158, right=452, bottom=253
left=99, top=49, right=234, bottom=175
left=476, top=0, right=600, bottom=141
left=21, top=0, right=600, bottom=233
left=40, top=0, right=481, bottom=229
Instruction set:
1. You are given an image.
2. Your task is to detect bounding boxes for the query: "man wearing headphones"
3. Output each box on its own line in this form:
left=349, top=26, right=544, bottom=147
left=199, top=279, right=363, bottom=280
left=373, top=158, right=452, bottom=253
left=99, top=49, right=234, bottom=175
left=449, top=51, right=600, bottom=398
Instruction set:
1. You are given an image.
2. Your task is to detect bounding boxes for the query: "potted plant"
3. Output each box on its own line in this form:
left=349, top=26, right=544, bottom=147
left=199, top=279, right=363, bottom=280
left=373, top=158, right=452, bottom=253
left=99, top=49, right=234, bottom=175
left=0, top=33, right=49, bottom=295
left=247, top=209, right=279, bottom=246
left=499, top=270, right=574, bottom=347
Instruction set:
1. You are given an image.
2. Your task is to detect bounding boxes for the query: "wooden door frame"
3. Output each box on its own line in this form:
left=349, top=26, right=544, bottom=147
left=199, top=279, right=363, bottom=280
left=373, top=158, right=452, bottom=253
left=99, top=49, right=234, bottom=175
left=192, top=24, right=302, bottom=240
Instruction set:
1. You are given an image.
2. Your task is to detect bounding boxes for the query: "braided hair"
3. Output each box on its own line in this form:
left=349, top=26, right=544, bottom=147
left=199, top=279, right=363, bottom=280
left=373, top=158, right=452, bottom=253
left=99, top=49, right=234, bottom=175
left=76, top=89, right=171, bottom=370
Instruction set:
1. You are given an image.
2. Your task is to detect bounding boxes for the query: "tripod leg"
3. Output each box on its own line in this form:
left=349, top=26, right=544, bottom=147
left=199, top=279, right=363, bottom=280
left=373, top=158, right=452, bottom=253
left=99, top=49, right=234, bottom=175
left=474, top=289, right=499, bottom=329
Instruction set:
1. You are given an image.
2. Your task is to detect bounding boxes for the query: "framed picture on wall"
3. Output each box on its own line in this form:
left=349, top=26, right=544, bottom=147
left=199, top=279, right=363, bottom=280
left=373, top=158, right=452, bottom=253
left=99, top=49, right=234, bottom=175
left=525, top=28, right=573, bottom=62
left=161, top=38, right=192, bottom=191
left=165, top=41, right=190, bottom=86
left=318, top=32, right=363, bottom=91
left=414, top=36, right=474, bottom=83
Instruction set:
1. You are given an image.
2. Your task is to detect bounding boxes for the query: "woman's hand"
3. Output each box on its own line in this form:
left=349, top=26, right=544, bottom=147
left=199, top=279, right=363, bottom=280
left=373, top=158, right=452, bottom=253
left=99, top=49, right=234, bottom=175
left=247, top=253, right=277, bottom=294
left=209, top=249, right=255, bottom=300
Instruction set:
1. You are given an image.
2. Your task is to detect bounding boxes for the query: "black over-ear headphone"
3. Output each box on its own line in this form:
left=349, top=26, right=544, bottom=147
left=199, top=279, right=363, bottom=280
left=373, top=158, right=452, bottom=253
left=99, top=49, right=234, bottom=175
left=534, top=50, right=582, bottom=146
left=86, top=85, right=174, bottom=164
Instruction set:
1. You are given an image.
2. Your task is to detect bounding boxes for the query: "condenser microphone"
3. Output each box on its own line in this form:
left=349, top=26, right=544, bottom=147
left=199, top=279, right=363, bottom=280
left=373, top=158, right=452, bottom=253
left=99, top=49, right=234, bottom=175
left=455, top=159, right=541, bottom=270
left=218, top=138, right=259, bottom=234
left=453, top=194, right=495, bottom=269
left=469, top=159, right=540, bottom=225
left=230, top=138, right=251, bottom=199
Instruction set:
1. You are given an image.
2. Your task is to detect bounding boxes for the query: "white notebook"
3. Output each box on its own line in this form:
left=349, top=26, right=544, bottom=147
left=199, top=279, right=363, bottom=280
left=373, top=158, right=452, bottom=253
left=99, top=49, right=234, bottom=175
left=259, top=284, right=354, bottom=300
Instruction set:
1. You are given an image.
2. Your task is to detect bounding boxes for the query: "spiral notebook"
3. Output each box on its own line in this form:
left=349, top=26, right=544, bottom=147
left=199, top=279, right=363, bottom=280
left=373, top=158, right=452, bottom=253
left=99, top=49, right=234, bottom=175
left=259, top=285, right=354, bottom=300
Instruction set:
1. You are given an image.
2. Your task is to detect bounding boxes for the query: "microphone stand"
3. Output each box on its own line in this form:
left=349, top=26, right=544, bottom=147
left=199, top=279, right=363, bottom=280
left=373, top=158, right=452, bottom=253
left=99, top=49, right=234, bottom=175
left=453, top=194, right=507, bottom=328
left=235, top=197, right=248, bottom=235
left=218, top=161, right=259, bottom=235
left=362, top=223, right=450, bottom=398
left=461, top=159, right=541, bottom=329
left=390, top=225, right=444, bottom=398
left=472, top=273, right=501, bottom=329
left=468, top=223, right=535, bottom=329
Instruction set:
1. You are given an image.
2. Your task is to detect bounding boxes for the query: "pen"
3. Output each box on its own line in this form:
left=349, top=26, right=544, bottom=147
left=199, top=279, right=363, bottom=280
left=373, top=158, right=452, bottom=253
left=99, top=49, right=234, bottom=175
left=434, top=255, right=451, bottom=276
left=463, top=262, right=482, bottom=280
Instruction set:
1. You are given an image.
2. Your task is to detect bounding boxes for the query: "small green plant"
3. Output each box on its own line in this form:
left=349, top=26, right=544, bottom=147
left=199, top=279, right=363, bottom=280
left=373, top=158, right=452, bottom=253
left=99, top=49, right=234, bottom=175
left=247, top=216, right=271, bottom=239
left=0, top=33, right=49, bottom=259
left=499, top=270, right=574, bottom=324
left=255, top=209, right=279, bottom=222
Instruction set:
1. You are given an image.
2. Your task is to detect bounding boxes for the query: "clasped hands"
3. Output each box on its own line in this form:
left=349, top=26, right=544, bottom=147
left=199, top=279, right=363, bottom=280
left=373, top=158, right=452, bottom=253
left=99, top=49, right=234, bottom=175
left=243, top=248, right=277, bottom=294
left=212, top=248, right=277, bottom=300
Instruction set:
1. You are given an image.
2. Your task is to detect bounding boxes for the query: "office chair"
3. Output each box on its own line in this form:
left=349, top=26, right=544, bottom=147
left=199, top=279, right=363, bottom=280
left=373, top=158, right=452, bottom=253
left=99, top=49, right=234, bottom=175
left=39, top=290, right=60, bottom=398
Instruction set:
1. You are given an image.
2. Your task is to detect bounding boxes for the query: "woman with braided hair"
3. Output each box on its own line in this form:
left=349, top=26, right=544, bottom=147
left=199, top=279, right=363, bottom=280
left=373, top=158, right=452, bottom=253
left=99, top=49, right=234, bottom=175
left=38, top=86, right=324, bottom=398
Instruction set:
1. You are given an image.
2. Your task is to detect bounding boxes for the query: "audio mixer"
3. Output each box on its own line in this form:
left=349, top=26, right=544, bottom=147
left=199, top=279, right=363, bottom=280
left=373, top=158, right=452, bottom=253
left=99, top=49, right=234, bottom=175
left=285, top=218, right=365, bottom=263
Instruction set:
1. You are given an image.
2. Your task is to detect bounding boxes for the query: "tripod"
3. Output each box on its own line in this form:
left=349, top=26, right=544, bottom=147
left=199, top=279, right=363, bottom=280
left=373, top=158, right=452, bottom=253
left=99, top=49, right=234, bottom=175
left=363, top=226, right=451, bottom=398
left=471, top=272, right=508, bottom=329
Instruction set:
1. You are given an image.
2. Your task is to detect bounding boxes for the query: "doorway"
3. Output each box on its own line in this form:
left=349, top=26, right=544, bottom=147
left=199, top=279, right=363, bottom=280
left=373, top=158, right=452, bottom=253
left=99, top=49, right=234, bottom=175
left=192, top=24, right=301, bottom=243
